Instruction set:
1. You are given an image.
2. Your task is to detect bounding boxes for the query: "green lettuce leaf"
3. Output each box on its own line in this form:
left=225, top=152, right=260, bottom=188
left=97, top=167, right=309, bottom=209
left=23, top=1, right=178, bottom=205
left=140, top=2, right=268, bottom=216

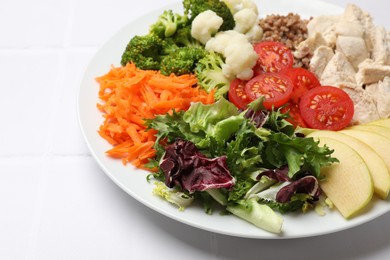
left=226, top=198, right=283, bottom=233
left=152, top=181, right=194, bottom=211
left=183, top=98, right=244, bottom=147
left=267, top=133, right=338, bottom=179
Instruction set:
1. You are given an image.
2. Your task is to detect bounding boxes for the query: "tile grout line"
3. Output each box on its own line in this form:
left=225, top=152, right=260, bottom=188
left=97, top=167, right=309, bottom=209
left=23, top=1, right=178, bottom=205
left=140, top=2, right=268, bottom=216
left=24, top=1, right=76, bottom=259
left=0, top=46, right=99, bottom=54
left=23, top=49, right=67, bottom=260
left=209, top=232, right=220, bottom=259
left=63, top=0, right=75, bottom=49
left=0, top=0, right=97, bottom=55
left=0, top=153, right=92, bottom=160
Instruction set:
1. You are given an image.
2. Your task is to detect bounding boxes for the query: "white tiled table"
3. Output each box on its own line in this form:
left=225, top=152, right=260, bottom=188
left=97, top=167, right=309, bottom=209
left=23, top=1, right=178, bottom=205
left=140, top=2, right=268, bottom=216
left=1, top=0, right=389, bottom=259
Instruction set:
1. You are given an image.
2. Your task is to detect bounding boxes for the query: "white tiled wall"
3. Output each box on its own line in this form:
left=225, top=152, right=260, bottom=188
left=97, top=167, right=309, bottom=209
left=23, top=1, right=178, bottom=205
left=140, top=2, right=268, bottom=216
left=0, top=0, right=71, bottom=48
left=1, top=1, right=390, bottom=259
left=0, top=0, right=178, bottom=158
left=0, top=52, right=61, bottom=155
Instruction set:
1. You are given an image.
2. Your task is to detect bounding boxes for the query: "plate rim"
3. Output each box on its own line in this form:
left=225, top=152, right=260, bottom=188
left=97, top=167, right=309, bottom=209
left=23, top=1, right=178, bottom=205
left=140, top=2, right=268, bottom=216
left=77, top=0, right=390, bottom=239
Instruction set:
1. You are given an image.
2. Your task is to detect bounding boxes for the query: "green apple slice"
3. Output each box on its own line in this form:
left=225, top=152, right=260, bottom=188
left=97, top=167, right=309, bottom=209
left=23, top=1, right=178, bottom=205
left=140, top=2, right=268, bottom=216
left=313, top=137, right=373, bottom=219
left=347, top=125, right=390, bottom=140
left=340, top=129, right=390, bottom=174
left=308, top=131, right=390, bottom=199
left=368, top=118, right=390, bottom=129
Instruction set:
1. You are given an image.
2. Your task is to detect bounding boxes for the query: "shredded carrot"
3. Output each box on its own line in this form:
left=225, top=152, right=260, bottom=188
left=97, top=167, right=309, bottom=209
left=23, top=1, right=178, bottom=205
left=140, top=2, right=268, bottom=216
left=96, top=63, right=215, bottom=170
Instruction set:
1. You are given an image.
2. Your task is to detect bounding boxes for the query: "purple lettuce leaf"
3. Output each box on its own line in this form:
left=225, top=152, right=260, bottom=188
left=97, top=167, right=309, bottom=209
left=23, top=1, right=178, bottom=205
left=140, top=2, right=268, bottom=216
left=275, top=175, right=320, bottom=203
left=160, top=139, right=235, bottom=193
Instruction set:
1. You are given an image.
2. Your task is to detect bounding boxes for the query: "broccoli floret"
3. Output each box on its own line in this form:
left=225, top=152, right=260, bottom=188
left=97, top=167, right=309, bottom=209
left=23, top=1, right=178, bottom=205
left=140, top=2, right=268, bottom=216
left=183, top=0, right=235, bottom=31
left=161, top=37, right=180, bottom=55
left=121, top=33, right=205, bottom=76
left=195, top=51, right=231, bottom=99
left=121, top=4, right=215, bottom=75
left=160, top=46, right=207, bottom=76
left=121, top=34, right=167, bottom=69
left=149, top=10, right=189, bottom=38
left=172, top=27, right=202, bottom=48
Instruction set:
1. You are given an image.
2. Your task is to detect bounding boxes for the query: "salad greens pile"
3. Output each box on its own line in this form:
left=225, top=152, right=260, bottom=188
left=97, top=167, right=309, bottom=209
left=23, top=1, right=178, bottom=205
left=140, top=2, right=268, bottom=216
left=117, top=0, right=339, bottom=233
left=146, top=98, right=338, bottom=233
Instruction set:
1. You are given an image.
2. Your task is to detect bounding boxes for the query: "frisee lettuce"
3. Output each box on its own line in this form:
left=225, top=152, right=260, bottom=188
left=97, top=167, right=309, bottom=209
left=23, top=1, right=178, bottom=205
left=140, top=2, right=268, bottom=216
left=146, top=99, right=338, bottom=231
left=147, top=98, right=336, bottom=190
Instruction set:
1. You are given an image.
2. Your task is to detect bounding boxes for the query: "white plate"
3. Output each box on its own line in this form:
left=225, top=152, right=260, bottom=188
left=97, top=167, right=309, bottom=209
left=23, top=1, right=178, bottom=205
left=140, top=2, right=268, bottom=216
left=78, top=0, right=390, bottom=239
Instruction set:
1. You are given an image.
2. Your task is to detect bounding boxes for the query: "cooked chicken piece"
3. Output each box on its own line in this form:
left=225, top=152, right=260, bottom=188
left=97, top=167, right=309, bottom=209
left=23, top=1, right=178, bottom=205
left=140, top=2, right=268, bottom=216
left=376, top=77, right=390, bottom=118
left=356, top=59, right=390, bottom=86
left=304, top=4, right=390, bottom=125
left=307, top=15, right=340, bottom=47
left=336, top=36, right=369, bottom=70
left=320, top=51, right=356, bottom=85
left=364, top=82, right=378, bottom=98
left=371, top=26, right=390, bottom=65
left=387, top=31, right=390, bottom=64
left=309, top=46, right=334, bottom=78
left=335, top=21, right=364, bottom=38
left=337, top=82, right=381, bottom=125
left=365, top=78, right=390, bottom=119
left=294, top=33, right=327, bottom=59
left=342, top=3, right=375, bottom=52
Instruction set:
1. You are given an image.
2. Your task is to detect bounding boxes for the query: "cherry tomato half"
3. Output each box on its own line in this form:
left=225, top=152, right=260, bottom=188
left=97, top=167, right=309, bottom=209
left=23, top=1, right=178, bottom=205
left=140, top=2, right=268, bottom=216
left=281, top=103, right=308, bottom=128
left=228, top=78, right=251, bottom=110
left=253, top=41, right=294, bottom=74
left=245, top=73, right=294, bottom=110
left=285, top=68, right=321, bottom=104
left=252, top=64, right=264, bottom=77
left=299, top=86, right=354, bottom=130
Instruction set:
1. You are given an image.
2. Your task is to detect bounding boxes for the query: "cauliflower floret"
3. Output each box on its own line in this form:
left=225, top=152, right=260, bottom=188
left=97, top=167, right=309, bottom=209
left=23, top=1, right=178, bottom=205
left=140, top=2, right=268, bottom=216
left=222, top=0, right=259, bottom=16
left=191, top=10, right=223, bottom=45
left=205, top=30, right=258, bottom=80
left=244, top=23, right=263, bottom=43
left=233, top=8, right=263, bottom=42
left=222, top=0, right=263, bottom=42
left=233, top=8, right=257, bottom=33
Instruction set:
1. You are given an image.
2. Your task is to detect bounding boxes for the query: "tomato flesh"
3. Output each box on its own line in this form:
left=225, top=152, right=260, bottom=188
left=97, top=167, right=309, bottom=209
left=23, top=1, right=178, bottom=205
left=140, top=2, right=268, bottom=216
left=281, top=103, right=307, bottom=128
left=228, top=78, right=251, bottom=110
left=299, top=86, right=354, bottom=130
left=244, top=73, right=293, bottom=110
left=252, top=64, right=264, bottom=77
left=285, top=68, right=321, bottom=104
left=253, top=41, right=294, bottom=74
